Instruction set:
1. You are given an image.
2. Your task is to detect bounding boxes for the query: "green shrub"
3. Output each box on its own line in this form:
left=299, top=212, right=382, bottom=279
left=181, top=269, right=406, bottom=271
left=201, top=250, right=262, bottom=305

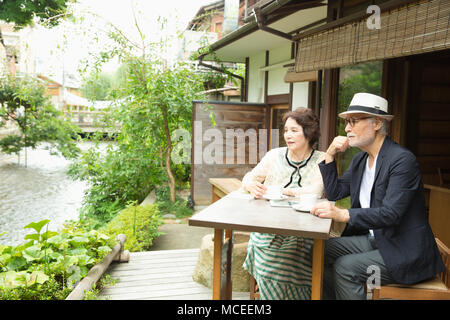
left=101, top=204, right=163, bottom=252
left=155, top=187, right=194, bottom=218
left=0, top=219, right=116, bottom=300
left=0, top=275, right=71, bottom=300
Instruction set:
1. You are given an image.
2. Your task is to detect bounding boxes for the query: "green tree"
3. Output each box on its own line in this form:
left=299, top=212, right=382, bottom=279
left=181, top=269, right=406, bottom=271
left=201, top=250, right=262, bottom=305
left=71, top=12, right=207, bottom=206
left=0, top=0, right=74, bottom=70
left=81, top=71, right=113, bottom=101
left=0, top=75, right=81, bottom=165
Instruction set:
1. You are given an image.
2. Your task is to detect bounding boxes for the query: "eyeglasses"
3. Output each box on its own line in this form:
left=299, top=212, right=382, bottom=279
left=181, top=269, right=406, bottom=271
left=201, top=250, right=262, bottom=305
left=345, top=117, right=372, bottom=127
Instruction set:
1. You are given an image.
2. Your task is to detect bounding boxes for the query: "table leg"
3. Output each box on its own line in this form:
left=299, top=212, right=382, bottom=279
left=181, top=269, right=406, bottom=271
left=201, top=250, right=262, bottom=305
left=212, top=228, right=234, bottom=300
left=213, top=229, right=223, bottom=300
left=225, top=229, right=233, bottom=299
left=311, top=238, right=325, bottom=300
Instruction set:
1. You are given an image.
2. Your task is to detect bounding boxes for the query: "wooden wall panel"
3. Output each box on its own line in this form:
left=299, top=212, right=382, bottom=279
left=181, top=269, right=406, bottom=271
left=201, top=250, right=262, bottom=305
left=191, top=101, right=267, bottom=206
left=406, top=51, right=450, bottom=185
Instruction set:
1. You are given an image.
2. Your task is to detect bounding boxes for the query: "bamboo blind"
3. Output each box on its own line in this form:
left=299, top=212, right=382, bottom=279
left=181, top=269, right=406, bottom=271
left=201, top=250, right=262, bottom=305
left=295, top=0, right=450, bottom=73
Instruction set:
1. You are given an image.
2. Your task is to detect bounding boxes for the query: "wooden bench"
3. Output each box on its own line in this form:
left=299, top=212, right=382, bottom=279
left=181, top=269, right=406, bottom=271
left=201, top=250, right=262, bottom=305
left=209, top=178, right=242, bottom=203
left=424, top=184, right=450, bottom=249
left=372, top=238, right=450, bottom=300
left=438, top=168, right=450, bottom=188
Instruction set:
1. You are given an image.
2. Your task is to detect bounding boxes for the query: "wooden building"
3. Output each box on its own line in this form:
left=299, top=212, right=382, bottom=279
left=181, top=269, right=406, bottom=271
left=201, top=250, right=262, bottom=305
left=187, top=0, right=248, bottom=38
left=190, top=0, right=450, bottom=247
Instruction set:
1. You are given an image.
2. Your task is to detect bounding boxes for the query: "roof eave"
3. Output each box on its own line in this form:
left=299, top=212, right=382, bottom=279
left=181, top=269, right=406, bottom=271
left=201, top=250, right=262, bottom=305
left=198, top=0, right=295, bottom=61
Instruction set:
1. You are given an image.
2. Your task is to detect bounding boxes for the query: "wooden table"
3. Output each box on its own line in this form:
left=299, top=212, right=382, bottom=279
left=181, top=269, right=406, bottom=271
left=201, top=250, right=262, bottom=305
left=188, top=191, right=332, bottom=300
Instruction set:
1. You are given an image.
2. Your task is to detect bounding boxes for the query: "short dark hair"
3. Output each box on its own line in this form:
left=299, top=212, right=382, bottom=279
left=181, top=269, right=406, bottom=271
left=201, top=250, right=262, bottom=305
left=282, top=107, right=320, bottom=148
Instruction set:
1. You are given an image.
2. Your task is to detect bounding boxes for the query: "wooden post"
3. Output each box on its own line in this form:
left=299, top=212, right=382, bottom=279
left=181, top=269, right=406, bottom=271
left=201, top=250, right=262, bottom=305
left=311, top=238, right=325, bottom=300
left=319, top=68, right=339, bottom=151
left=66, top=234, right=128, bottom=300
left=213, top=228, right=224, bottom=300
left=225, top=229, right=233, bottom=299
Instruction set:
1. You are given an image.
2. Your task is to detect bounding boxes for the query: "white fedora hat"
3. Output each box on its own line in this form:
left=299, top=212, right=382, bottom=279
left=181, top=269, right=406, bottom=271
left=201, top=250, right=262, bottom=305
left=339, top=93, right=394, bottom=121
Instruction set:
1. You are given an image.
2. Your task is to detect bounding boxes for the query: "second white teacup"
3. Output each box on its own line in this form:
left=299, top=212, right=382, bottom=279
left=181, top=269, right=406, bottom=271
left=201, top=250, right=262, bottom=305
left=300, top=193, right=318, bottom=209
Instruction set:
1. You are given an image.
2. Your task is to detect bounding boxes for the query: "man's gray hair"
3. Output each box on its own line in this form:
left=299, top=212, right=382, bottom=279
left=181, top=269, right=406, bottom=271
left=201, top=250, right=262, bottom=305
left=370, top=117, right=388, bottom=136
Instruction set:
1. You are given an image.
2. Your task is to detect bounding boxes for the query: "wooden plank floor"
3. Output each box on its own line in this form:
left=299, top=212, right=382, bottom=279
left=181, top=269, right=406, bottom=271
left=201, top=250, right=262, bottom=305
left=99, top=248, right=250, bottom=300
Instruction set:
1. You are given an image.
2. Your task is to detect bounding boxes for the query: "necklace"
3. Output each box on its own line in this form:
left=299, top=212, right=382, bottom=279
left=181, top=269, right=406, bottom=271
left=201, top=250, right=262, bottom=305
left=289, top=149, right=312, bottom=162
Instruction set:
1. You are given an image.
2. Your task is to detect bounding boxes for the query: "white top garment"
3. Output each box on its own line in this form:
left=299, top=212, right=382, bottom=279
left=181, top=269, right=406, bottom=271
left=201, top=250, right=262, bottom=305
left=359, top=154, right=378, bottom=237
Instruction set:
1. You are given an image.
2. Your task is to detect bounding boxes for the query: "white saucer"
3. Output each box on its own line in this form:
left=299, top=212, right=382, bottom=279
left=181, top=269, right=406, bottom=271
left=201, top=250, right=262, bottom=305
left=262, top=194, right=288, bottom=200
left=291, top=203, right=313, bottom=212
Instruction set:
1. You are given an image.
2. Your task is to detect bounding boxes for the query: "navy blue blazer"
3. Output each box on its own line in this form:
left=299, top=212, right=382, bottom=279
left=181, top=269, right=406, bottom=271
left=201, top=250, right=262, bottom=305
left=319, top=137, right=445, bottom=284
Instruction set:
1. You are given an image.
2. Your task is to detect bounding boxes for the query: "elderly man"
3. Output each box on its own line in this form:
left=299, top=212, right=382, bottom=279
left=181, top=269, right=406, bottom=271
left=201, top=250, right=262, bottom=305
left=311, top=93, right=445, bottom=300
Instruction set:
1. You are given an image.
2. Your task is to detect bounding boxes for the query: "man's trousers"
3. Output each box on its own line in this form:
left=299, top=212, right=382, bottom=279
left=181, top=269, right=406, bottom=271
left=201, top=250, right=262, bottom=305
left=323, top=234, right=396, bottom=300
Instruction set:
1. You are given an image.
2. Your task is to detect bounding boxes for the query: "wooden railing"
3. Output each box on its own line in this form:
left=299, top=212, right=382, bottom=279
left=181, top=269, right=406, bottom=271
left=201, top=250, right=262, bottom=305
left=63, top=108, right=120, bottom=133
left=64, top=110, right=107, bottom=126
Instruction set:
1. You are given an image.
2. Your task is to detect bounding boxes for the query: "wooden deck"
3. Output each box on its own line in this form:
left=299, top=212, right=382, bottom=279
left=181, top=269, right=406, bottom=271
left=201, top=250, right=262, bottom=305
left=99, top=248, right=250, bottom=300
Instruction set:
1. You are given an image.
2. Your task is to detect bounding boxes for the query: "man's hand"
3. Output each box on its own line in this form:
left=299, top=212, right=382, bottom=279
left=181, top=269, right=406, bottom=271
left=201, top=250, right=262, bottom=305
left=311, top=201, right=350, bottom=223
left=244, top=181, right=267, bottom=199
left=326, top=136, right=350, bottom=163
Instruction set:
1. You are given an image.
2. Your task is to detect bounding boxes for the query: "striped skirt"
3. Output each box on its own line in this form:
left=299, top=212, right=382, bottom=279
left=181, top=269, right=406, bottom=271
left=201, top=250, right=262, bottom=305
left=243, top=232, right=313, bottom=300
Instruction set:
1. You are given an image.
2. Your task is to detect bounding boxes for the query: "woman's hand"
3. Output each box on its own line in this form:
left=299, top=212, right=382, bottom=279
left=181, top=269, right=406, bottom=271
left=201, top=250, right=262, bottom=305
left=244, top=181, right=267, bottom=199
left=282, top=188, right=295, bottom=197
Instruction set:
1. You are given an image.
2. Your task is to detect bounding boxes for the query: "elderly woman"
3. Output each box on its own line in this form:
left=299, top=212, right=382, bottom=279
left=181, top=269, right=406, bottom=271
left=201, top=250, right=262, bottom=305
left=242, top=107, right=325, bottom=300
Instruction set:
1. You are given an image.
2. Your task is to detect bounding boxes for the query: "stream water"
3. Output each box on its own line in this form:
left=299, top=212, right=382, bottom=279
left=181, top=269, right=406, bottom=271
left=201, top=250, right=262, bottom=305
left=0, top=142, right=98, bottom=246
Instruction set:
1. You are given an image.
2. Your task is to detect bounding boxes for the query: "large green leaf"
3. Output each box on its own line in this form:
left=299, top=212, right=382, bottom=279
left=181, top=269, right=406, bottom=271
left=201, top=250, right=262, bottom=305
left=0, top=271, right=18, bottom=288
left=49, top=251, right=62, bottom=261
left=46, top=234, right=64, bottom=245
left=23, top=219, right=50, bottom=234
left=0, top=253, right=12, bottom=266
left=24, top=233, right=40, bottom=242
left=76, top=254, right=94, bottom=267
left=70, top=236, right=90, bottom=247
left=22, top=245, right=44, bottom=262
left=6, top=257, right=26, bottom=271
left=28, top=271, right=49, bottom=286
left=0, top=270, right=49, bottom=288
left=97, top=246, right=111, bottom=256
left=88, top=230, right=109, bottom=241
left=12, top=240, right=34, bottom=256
left=70, top=248, right=88, bottom=256
left=41, top=230, right=58, bottom=241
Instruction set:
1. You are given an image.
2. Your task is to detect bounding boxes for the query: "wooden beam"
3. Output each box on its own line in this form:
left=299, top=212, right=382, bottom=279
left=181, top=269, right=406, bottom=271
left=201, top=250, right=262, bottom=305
left=268, top=2, right=327, bottom=21
left=284, top=70, right=318, bottom=83
left=266, top=93, right=290, bottom=105
left=245, top=57, right=249, bottom=102
left=319, top=68, right=339, bottom=151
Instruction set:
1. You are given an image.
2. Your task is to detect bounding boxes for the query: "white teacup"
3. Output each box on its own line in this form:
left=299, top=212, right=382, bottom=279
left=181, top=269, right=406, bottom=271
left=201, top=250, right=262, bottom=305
left=264, top=185, right=283, bottom=199
left=300, top=193, right=318, bottom=209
